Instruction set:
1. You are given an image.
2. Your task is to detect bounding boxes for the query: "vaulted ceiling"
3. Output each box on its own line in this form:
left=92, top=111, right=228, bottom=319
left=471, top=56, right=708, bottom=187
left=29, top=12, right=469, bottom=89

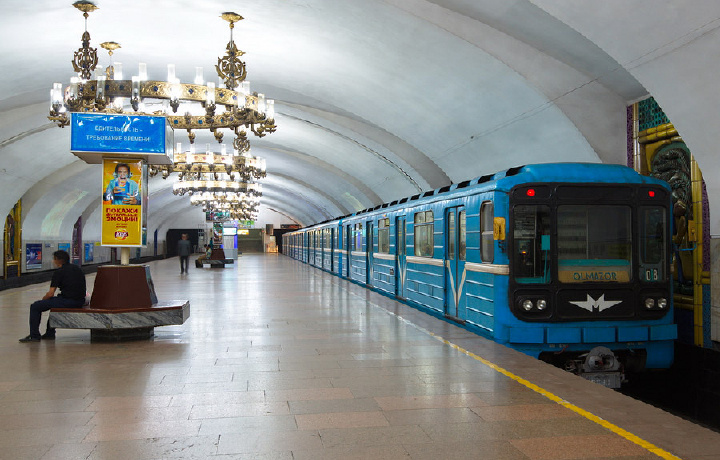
left=2, top=0, right=720, bottom=239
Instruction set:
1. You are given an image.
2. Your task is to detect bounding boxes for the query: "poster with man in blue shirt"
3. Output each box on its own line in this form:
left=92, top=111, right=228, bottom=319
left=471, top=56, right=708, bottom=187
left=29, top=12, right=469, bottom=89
left=104, top=162, right=140, bottom=205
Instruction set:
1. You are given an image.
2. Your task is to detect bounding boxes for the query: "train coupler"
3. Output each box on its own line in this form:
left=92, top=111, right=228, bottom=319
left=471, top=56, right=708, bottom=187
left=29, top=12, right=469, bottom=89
left=576, top=346, right=625, bottom=389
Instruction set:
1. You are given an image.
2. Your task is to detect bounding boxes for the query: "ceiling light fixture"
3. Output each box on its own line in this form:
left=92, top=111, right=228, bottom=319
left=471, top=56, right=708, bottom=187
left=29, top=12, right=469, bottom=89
left=49, top=2, right=277, bottom=150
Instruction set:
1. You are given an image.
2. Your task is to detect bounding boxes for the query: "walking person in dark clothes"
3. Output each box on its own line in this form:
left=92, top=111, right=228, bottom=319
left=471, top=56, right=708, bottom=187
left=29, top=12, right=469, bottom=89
left=177, top=233, right=192, bottom=274
left=19, top=250, right=86, bottom=342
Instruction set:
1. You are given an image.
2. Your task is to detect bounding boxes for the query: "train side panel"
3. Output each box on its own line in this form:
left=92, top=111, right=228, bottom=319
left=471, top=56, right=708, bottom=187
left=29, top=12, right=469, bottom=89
left=283, top=163, right=678, bottom=384
left=461, top=191, right=508, bottom=338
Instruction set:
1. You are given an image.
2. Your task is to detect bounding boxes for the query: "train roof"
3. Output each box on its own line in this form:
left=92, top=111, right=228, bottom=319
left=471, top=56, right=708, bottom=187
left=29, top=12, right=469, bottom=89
left=292, top=163, right=669, bottom=231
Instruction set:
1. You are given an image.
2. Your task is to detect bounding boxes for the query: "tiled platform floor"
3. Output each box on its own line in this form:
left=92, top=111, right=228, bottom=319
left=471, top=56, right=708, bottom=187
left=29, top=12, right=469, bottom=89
left=1, top=254, right=719, bottom=459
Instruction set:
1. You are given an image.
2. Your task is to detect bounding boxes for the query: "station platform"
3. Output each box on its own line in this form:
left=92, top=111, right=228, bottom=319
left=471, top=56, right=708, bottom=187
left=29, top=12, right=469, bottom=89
left=1, top=254, right=719, bottom=459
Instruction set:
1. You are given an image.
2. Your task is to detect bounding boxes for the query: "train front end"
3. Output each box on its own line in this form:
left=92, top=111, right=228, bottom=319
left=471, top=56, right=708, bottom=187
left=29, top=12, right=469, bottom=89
left=502, top=179, right=677, bottom=388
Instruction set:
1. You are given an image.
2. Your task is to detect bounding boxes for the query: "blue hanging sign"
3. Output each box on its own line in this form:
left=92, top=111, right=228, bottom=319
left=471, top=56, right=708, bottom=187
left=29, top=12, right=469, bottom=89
left=71, top=113, right=172, bottom=156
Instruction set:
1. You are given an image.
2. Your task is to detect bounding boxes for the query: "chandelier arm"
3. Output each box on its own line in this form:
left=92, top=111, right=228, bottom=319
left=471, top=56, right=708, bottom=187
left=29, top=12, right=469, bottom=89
left=48, top=78, right=274, bottom=135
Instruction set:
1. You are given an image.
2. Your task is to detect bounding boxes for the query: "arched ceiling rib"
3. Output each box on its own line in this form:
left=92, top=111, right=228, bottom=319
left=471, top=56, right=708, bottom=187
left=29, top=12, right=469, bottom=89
left=283, top=103, right=449, bottom=189
left=268, top=173, right=349, bottom=217
left=258, top=144, right=381, bottom=207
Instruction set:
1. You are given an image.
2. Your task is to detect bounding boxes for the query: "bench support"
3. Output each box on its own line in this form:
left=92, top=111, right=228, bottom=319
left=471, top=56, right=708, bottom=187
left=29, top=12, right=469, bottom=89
left=91, top=327, right=154, bottom=341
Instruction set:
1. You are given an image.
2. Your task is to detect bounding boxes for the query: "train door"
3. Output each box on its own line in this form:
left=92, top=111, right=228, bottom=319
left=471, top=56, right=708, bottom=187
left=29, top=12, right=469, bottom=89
left=315, top=231, right=321, bottom=266
left=366, top=220, right=374, bottom=285
left=323, top=229, right=330, bottom=270
left=303, top=233, right=308, bottom=262
left=318, top=230, right=324, bottom=267
left=395, top=216, right=407, bottom=298
left=345, top=224, right=352, bottom=277
left=444, top=206, right=467, bottom=322
left=311, top=231, right=316, bottom=265
left=330, top=228, right=335, bottom=272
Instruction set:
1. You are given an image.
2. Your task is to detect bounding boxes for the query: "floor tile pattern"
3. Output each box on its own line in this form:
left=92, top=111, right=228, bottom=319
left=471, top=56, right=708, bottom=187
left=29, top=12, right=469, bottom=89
left=0, top=255, right=718, bottom=459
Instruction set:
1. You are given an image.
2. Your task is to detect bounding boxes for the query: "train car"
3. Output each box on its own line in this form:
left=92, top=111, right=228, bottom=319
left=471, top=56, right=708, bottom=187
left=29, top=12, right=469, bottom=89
left=283, top=163, right=677, bottom=388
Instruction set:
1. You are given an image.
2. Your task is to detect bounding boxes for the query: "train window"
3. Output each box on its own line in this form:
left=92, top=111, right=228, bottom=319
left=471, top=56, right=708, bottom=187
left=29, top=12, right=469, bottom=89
left=557, top=205, right=631, bottom=283
left=325, top=229, right=332, bottom=249
left=355, top=223, right=363, bottom=251
left=639, top=207, right=667, bottom=282
left=414, top=211, right=434, bottom=257
left=378, top=218, right=390, bottom=253
left=513, top=205, right=550, bottom=283
left=448, top=212, right=456, bottom=261
left=481, top=202, right=494, bottom=262
left=459, top=210, right=466, bottom=261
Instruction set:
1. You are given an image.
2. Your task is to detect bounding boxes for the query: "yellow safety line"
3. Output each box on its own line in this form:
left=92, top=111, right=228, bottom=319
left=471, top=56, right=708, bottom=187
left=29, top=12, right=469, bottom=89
left=429, top=331, right=682, bottom=460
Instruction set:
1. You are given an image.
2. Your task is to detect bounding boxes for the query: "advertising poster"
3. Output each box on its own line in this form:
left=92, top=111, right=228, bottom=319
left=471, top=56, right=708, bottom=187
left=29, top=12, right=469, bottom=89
left=84, top=243, right=94, bottom=263
left=101, top=158, right=146, bottom=247
left=213, top=222, right=223, bottom=247
left=26, top=243, right=42, bottom=269
left=58, top=243, right=70, bottom=253
left=72, top=216, right=82, bottom=265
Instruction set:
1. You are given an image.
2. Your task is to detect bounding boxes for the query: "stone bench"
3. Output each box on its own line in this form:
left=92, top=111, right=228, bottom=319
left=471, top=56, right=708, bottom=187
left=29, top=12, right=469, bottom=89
left=46, top=265, right=190, bottom=341
left=195, top=258, right=234, bottom=268
left=49, top=300, right=190, bottom=341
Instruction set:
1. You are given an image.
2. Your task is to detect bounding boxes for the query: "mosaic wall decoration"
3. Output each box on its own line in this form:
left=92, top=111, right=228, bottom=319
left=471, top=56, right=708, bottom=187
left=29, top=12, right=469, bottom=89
left=638, top=97, right=670, bottom=132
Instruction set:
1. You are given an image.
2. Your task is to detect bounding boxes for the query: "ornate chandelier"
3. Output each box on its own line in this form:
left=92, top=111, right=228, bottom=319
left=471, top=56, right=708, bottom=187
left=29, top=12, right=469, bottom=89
left=172, top=181, right=262, bottom=197
left=156, top=144, right=265, bottom=219
left=48, top=2, right=277, bottom=149
left=49, top=1, right=275, bottom=224
left=150, top=144, right=266, bottom=183
left=192, top=193, right=261, bottom=222
left=158, top=143, right=265, bottom=222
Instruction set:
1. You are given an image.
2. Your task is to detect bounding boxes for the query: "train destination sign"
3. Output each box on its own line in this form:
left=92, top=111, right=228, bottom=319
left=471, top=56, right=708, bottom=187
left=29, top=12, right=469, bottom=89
left=558, top=269, right=630, bottom=283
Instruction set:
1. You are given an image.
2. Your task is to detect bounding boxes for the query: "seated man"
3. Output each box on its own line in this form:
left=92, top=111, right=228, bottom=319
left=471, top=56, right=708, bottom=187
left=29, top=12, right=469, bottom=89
left=19, top=250, right=86, bottom=342
left=196, top=244, right=212, bottom=267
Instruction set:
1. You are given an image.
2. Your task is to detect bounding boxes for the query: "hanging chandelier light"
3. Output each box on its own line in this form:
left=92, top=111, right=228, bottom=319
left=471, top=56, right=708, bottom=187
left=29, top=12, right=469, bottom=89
left=48, top=2, right=277, bottom=148
left=197, top=194, right=260, bottom=222
left=189, top=191, right=261, bottom=206
left=48, top=1, right=274, bottom=224
left=153, top=141, right=265, bottom=221
left=150, top=143, right=266, bottom=183
left=172, top=180, right=262, bottom=197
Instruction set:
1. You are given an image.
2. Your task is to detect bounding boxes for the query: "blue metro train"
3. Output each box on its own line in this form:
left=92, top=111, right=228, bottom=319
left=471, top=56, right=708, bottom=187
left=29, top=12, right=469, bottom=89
left=283, top=163, right=677, bottom=387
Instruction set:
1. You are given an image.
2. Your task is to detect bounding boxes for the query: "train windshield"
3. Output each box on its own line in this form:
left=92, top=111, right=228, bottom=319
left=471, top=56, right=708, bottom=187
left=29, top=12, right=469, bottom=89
left=557, top=205, right=631, bottom=283
left=513, top=205, right=551, bottom=283
left=639, top=206, right=667, bottom=281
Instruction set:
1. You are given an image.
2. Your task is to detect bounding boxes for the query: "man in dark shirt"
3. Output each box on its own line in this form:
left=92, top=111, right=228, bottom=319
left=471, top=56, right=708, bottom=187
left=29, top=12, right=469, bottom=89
left=19, top=250, right=86, bottom=342
left=177, top=233, right=192, bottom=273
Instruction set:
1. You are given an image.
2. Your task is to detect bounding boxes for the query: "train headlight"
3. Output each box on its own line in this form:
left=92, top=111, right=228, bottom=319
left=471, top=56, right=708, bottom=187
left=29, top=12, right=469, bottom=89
left=644, top=298, right=655, bottom=309
left=657, top=298, right=668, bottom=309
left=522, top=299, right=534, bottom=311
left=536, top=299, right=547, bottom=311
